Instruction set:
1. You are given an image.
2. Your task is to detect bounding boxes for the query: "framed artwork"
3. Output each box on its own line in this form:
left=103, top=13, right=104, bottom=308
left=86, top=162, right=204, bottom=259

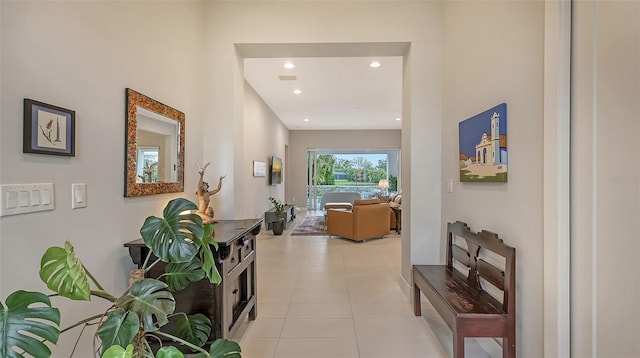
left=23, top=99, right=75, bottom=156
left=270, top=156, right=282, bottom=185
left=458, top=103, right=507, bottom=182
left=253, top=161, right=267, bottom=177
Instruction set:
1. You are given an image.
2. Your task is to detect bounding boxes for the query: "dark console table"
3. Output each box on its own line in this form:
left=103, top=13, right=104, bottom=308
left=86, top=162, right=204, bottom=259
left=124, top=218, right=262, bottom=345
left=264, top=204, right=295, bottom=230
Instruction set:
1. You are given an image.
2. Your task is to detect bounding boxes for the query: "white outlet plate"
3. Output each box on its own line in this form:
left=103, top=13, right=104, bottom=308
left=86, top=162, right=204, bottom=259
left=72, top=183, right=87, bottom=209
left=0, top=183, right=55, bottom=217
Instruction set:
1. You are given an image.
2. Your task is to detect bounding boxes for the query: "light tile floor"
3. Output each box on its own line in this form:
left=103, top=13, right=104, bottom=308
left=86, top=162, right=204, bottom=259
left=233, top=211, right=490, bottom=358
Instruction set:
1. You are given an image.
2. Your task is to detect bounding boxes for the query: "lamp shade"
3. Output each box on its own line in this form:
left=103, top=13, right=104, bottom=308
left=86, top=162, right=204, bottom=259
left=378, top=179, right=389, bottom=189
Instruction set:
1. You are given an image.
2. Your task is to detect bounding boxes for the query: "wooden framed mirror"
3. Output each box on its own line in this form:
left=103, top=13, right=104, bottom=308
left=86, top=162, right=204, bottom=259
left=125, top=88, right=184, bottom=197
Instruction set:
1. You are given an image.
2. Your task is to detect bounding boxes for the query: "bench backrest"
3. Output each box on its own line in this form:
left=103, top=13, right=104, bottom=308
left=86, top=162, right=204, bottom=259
left=447, top=221, right=516, bottom=314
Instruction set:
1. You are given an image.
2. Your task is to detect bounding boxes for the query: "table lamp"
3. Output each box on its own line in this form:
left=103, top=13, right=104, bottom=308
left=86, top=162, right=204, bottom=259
left=378, top=179, right=389, bottom=195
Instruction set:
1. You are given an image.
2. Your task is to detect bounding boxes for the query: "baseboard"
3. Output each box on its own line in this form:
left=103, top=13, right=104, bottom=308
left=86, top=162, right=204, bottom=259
left=398, top=273, right=412, bottom=300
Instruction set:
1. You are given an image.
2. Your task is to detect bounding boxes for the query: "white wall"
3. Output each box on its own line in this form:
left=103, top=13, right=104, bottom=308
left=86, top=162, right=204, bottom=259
left=0, top=2, right=205, bottom=355
left=288, top=129, right=401, bottom=208
left=572, top=1, right=640, bottom=356
left=542, top=1, right=571, bottom=355
left=203, top=1, right=443, bottom=286
left=441, top=1, right=544, bottom=356
left=242, top=81, right=288, bottom=220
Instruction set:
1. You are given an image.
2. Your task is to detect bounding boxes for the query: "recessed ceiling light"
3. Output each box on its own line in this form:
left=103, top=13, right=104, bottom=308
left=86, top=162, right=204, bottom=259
left=395, top=117, right=402, bottom=121
left=304, top=118, right=310, bottom=122
left=284, top=62, right=295, bottom=69
left=293, top=89, right=302, bottom=94
left=370, top=61, right=381, bottom=68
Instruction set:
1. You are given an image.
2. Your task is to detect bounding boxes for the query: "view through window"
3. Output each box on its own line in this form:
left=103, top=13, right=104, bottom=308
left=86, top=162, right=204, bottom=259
left=307, top=150, right=400, bottom=209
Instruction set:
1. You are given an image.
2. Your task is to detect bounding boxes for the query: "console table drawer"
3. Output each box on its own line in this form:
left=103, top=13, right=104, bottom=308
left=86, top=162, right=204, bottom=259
left=227, top=245, right=241, bottom=273
left=239, top=235, right=254, bottom=259
left=124, top=218, right=261, bottom=347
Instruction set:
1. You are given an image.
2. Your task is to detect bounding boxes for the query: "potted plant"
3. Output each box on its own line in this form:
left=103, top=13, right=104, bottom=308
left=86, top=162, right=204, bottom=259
left=268, top=196, right=286, bottom=235
left=0, top=198, right=241, bottom=358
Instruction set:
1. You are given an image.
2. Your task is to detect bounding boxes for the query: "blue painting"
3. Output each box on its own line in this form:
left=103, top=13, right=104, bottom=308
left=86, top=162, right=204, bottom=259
left=458, top=103, right=507, bottom=182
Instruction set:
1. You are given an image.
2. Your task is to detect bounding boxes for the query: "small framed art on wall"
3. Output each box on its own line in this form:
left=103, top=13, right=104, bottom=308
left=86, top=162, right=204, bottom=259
left=23, top=99, right=75, bottom=157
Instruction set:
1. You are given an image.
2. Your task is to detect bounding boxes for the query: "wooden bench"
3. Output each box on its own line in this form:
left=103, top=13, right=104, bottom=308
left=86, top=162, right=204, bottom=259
left=413, top=221, right=516, bottom=357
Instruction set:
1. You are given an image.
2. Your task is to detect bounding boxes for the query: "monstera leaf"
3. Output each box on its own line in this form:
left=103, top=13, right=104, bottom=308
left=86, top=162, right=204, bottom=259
left=103, top=344, right=170, bottom=358
left=97, top=310, right=139, bottom=353
left=208, top=339, right=241, bottom=358
left=115, top=279, right=175, bottom=332
left=101, top=344, right=134, bottom=358
left=140, top=198, right=203, bottom=264
left=39, top=241, right=91, bottom=301
left=156, top=345, right=186, bottom=358
left=200, top=224, right=222, bottom=285
left=171, top=313, right=212, bottom=348
left=164, top=260, right=205, bottom=292
left=0, top=290, right=60, bottom=358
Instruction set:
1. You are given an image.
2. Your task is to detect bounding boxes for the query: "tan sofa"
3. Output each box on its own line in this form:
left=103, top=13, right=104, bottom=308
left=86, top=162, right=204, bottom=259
left=326, top=198, right=391, bottom=241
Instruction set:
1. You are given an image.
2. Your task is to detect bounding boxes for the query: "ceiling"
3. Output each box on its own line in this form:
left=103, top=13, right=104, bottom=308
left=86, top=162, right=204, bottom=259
left=243, top=56, right=403, bottom=130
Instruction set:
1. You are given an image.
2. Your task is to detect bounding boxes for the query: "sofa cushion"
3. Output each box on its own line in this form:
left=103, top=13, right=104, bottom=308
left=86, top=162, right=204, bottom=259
left=354, top=198, right=381, bottom=206
left=324, top=202, right=353, bottom=210
left=320, top=192, right=361, bottom=208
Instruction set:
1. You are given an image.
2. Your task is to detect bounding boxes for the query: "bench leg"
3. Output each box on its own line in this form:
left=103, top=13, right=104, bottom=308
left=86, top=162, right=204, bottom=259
left=503, top=334, right=516, bottom=358
left=453, top=330, right=465, bottom=358
left=413, top=284, right=421, bottom=316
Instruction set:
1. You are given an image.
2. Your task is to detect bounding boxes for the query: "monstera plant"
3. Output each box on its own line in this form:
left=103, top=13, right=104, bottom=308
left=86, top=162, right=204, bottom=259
left=0, top=198, right=240, bottom=358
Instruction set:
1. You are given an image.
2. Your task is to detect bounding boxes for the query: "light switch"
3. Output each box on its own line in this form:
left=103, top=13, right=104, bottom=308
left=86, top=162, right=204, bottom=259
left=18, top=191, right=29, bottom=207
left=446, top=178, right=454, bottom=193
left=6, top=191, right=17, bottom=209
left=41, top=189, right=51, bottom=205
left=72, top=183, right=87, bottom=209
left=31, top=190, right=41, bottom=206
left=0, top=183, right=54, bottom=217
left=75, top=187, right=84, bottom=203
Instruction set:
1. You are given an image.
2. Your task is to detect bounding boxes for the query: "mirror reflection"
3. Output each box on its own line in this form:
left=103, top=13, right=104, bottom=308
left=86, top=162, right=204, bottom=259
left=125, top=89, right=184, bottom=197
left=136, top=146, right=159, bottom=183
left=136, top=107, right=180, bottom=183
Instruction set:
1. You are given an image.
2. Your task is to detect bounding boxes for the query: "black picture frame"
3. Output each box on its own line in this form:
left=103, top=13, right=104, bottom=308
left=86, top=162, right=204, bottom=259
left=23, top=99, right=75, bottom=156
left=270, top=156, right=282, bottom=185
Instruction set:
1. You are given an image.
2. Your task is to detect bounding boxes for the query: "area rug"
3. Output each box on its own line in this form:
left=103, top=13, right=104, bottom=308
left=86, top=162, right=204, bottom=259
left=291, top=215, right=326, bottom=236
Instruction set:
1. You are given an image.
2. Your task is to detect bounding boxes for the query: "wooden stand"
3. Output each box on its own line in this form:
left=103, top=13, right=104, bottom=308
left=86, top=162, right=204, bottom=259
left=264, top=204, right=295, bottom=230
left=124, top=218, right=262, bottom=348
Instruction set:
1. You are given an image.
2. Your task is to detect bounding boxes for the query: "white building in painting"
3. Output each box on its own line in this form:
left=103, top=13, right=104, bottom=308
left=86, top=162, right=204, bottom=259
left=475, top=112, right=507, bottom=165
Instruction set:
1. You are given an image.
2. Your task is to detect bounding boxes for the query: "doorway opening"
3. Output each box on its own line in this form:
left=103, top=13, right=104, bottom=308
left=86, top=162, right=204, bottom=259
left=307, top=149, right=400, bottom=210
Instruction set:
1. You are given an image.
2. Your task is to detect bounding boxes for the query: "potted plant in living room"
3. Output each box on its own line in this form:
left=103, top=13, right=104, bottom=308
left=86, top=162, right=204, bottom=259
left=268, top=196, right=286, bottom=235
left=0, top=198, right=241, bottom=358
